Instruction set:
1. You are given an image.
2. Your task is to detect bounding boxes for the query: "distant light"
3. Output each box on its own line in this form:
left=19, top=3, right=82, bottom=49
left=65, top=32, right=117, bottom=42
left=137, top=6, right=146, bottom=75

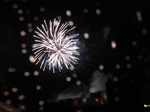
left=127, top=63, right=131, bottom=68
left=19, top=105, right=26, bottom=111
left=24, top=71, right=30, bottom=76
left=115, top=64, right=120, bottom=69
left=144, top=104, right=150, bottom=107
left=18, top=9, right=23, bottom=14
left=70, top=66, right=74, bottom=70
left=25, top=10, right=30, bottom=14
left=114, top=96, right=119, bottom=102
left=111, top=40, right=116, bottom=49
left=73, top=99, right=78, bottom=106
left=57, top=16, right=62, bottom=20
left=21, top=43, right=27, bottom=48
left=99, top=64, right=104, bottom=70
left=19, top=16, right=24, bottom=21
left=34, top=71, right=40, bottom=76
left=39, top=106, right=44, bottom=111
left=84, top=8, right=88, bottom=13
left=11, top=87, right=18, bottom=93
left=20, top=31, right=26, bottom=36
left=8, top=67, right=16, bottom=72
left=138, top=54, right=143, bottom=60
left=142, top=28, right=147, bottom=35
left=84, top=32, right=89, bottom=39
left=21, top=49, right=27, bottom=54
left=136, top=11, right=142, bottom=22
left=29, top=55, right=36, bottom=63
left=3, top=91, right=9, bottom=96
left=76, top=80, right=81, bottom=85
left=13, top=4, right=18, bottom=9
left=66, top=10, right=72, bottom=17
left=66, top=77, right=71, bottom=82
left=5, top=100, right=12, bottom=105
left=28, top=28, right=33, bottom=32
left=18, top=95, right=25, bottom=100
left=69, top=21, right=74, bottom=26
left=125, top=55, right=130, bottom=60
left=132, top=40, right=137, bottom=46
left=82, top=97, right=87, bottom=103
left=95, top=98, right=99, bottom=102
left=40, top=7, right=45, bottom=12
left=36, top=85, right=42, bottom=90
left=34, top=17, right=39, bottom=21
left=96, top=9, right=101, bottom=15
left=73, top=73, right=77, bottom=78
left=113, top=77, right=118, bottom=82
left=27, top=23, right=32, bottom=27
left=39, top=101, right=44, bottom=106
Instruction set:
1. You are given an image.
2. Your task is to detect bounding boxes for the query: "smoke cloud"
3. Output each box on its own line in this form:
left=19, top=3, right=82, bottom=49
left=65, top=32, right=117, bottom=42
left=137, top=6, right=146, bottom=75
left=89, top=70, right=112, bottom=93
left=49, top=70, right=112, bottom=102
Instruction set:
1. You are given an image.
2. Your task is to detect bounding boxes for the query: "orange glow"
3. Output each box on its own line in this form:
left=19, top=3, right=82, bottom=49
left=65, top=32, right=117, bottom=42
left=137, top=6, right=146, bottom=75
left=95, top=98, right=99, bottom=102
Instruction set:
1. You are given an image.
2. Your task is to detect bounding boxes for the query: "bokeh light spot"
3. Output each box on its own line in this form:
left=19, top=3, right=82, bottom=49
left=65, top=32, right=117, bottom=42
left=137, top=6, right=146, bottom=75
left=99, top=64, right=104, bottom=70
left=66, top=10, right=72, bottom=16
left=29, top=55, right=36, bottom=63
left=3, top=91, right=9, bottom=96
left=66, top=77, right=71, bottom=82
left=132, top=40, right=137, bottom=46
left=111, top=40, right=116, bottom=49
left=13, top=4, right=18, bottom=9
left=24, top=71, right=30, bottom=76
left=69, top=21, right=74, bottom=26
left=21, top=43, right=27, bottom=48
left=84, top=8, right=88, bottom=13
left=40, top=7, right=45, bottom=12
left=21, top=49, right=28, bottom=54
left=96, top=9, right=101, bottom=15
left=73, top=73, right=77, bottom=78
left=39, top=100, right=44, bottom=106
left=8, top=67, right=16, bottom=72
left=20, top=31, right=26, bottom=36
left=34, top=71, right=40, bottom=76
left=11, top=87, right=18, bottom=93
left=127, top=63, right=132, bottom=68
left=84, top=32, right=89, bottom=39
left=36, top=85, right=42, bottom=90
left=76, top=80, right=81, bottom=85
left=18, top=9, right=23, bottom=14
left=115, top=64, right=120, bottom=69
left=19, top=16, right=24, bottom=21
left=18, top=95, right=25, bottom=100
left=5, top=100, right=12, bottom=105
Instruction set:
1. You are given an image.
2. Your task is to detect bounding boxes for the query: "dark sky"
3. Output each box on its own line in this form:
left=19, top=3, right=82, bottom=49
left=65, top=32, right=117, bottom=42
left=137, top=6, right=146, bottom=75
left=0, top=0, right=150, bottom=112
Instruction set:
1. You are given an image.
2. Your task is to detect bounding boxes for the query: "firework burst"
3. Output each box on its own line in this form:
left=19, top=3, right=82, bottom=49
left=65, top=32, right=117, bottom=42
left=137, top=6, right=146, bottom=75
left=32, top=18, right=80, bottom=73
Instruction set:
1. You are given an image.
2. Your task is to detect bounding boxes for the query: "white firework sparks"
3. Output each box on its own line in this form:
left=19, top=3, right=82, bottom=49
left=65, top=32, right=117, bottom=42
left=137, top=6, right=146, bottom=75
left=32, top=18, right=80, bottom=73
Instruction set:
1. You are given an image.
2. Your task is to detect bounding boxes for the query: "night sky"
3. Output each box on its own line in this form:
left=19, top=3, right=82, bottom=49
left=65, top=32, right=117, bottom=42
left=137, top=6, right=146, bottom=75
left=0, top=0, right=150, bottom=112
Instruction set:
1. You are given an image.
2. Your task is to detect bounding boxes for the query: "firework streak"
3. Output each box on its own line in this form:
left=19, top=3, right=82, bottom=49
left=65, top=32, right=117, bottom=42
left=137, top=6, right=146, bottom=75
left=32, top=18, right=80, bottom=73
